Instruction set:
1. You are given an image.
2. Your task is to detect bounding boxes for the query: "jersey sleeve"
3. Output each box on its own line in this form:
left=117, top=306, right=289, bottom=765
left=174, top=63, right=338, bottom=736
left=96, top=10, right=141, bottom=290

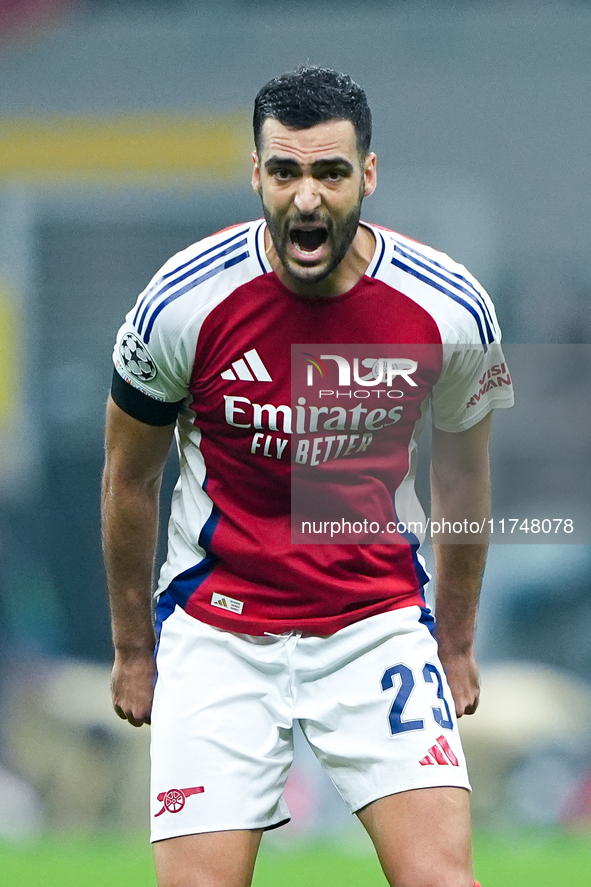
left=431, top=341, right=514, bottom=432
left=377, top=229, right=515, bottom=432
left=111, top=264, right=195, bottom=424
left=429, top=267, right=514, bottom=432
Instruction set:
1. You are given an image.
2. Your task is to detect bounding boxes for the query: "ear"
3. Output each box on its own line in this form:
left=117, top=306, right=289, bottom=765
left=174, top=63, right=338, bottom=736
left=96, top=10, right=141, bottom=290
left=251, top=151, right=261, bottom=193
left=363, top=153, right=377, bottom=198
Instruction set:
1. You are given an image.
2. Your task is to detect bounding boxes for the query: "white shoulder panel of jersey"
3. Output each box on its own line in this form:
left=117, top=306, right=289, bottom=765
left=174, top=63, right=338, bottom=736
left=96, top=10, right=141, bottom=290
left=368, top=225, right=502, bottom=349
left=113, top=220, right=268, bottom=403
left=365, top=224, right=513, bottom=431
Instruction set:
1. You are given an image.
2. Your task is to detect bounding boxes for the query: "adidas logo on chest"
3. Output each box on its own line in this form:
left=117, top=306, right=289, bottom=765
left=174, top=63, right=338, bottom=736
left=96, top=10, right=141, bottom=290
left=220, top=348, right=272, bottom=382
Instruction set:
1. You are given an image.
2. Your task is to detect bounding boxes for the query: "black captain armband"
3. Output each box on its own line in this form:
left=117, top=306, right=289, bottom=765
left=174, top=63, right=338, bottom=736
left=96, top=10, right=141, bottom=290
left=111, top=369, right=184, bottom=426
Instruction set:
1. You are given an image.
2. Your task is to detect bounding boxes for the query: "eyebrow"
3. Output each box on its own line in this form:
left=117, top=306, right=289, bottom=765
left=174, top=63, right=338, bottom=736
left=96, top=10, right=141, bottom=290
left=264, top=156, right=355, bottom=174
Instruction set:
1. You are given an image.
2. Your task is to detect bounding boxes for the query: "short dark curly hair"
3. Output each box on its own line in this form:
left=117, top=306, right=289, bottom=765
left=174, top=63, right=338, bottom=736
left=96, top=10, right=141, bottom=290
left=253, top=66, right=372, bottom=158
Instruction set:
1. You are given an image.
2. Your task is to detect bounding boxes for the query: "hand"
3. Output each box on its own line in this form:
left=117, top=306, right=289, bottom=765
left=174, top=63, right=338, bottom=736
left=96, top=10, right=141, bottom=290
left=437, top=647, right=480, bottom=718
left=111, top=650, right=155, bottom=727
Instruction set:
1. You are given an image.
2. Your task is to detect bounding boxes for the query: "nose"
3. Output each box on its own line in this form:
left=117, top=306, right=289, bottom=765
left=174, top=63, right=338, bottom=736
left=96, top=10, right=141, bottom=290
left=293, top=176, right=321, bottom=214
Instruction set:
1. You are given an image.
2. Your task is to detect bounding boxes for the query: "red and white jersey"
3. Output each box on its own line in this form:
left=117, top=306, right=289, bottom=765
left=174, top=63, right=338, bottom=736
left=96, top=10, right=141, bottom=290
left=112, top=220, right=513, bottom=635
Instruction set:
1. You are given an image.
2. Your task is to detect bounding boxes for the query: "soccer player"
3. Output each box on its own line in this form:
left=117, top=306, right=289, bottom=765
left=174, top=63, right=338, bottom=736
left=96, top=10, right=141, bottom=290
left=102, top=66, right=512, bottom=887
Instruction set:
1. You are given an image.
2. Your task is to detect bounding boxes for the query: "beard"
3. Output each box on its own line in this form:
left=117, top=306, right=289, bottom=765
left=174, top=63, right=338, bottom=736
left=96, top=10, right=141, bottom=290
left=261, top=190, right=364, bottom=288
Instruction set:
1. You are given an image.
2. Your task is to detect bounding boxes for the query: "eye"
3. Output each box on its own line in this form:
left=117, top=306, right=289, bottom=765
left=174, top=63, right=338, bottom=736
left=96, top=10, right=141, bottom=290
left=320, top=169, right=346, bottom=183
left=273, top=167, right=297, bottom=181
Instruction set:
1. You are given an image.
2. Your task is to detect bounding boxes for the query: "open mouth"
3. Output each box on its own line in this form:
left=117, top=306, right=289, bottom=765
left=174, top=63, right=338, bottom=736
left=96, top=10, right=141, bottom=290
left=290, top=227, right=328, bottom=253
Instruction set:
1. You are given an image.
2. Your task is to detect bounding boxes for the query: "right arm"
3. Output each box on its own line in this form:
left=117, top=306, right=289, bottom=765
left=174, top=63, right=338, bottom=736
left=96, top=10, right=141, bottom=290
left=101, top=396, right=176, bottom=726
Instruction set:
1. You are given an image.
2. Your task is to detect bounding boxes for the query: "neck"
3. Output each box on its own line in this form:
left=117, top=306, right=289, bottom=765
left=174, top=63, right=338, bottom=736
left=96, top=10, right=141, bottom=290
left=265, top=224, right=375, bottom=298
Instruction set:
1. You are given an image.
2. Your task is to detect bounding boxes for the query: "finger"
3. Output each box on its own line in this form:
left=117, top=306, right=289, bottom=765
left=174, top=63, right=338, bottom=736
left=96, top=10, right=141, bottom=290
left=113, top=703, right=150, bottom=726
left=457, top=697, right=479, bottom=717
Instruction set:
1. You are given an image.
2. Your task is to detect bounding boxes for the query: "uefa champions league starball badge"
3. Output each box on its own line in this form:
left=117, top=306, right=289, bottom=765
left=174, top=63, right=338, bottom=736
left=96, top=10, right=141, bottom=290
left=119, top=332, right=157, bottom=382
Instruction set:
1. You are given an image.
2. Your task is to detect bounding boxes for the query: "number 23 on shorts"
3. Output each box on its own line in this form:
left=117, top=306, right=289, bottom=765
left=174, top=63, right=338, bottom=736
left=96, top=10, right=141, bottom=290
left=381, top=662, right=454, bottom=735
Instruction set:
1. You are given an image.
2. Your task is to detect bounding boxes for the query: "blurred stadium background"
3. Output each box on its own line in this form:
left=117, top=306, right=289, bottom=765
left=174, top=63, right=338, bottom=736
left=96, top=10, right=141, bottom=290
left=1, top=0, right=591, bottom=882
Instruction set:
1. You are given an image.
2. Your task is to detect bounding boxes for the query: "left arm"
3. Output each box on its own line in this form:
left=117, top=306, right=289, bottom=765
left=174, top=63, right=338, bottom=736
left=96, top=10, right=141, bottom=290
left=430, top=412, right=492, bottom=718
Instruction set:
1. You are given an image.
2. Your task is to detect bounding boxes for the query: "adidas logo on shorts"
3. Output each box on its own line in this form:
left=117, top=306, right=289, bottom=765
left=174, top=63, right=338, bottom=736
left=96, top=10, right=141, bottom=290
left=419, top=735, right=459, bottom=767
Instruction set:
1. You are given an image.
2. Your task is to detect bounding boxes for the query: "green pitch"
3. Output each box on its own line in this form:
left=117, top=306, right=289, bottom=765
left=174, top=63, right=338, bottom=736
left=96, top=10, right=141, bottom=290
left=1, top=829, right=591, bottom=886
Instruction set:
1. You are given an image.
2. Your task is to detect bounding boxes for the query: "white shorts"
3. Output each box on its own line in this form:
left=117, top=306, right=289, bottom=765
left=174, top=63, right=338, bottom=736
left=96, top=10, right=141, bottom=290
left=150, top=604, right=470, bottom=842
